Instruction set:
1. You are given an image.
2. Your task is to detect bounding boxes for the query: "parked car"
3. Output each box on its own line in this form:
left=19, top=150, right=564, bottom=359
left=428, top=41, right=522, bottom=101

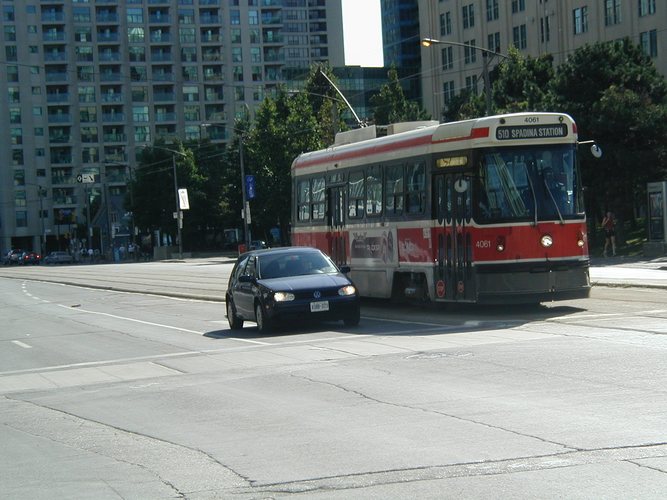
left=226, top=246, right=360, bottom=332
left=249, top=240, right=268, bottom=250
left=19, top=251, right=41, bottom=265
left=43, top=251, right=73, bottom=265
left=6, top=249, right=24, bottom=265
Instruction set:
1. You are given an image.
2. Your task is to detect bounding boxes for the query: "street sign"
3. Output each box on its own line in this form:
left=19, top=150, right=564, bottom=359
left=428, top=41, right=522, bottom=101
left=245, top=175, right=256, bottom=200
left=76, top=173, right=95, bottom=184
left=178, top=188, right=190, bottom=210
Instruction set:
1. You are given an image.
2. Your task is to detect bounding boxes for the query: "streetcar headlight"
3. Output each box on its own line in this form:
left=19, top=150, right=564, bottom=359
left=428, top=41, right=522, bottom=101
left=496, top=236, right=505, bottom=252
left=338, top=285, right=357, bottom=296
left=577, top=232, right=586, bottom=247
left=496, top=243, right=505, bottom=252
left=273, top=292, right=295, bottom=302
left=540, top=235, right=554, bottom=248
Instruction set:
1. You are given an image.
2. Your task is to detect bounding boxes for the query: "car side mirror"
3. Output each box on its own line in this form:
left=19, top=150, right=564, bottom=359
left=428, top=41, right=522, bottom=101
left=339, top=265, right=351, bottom=274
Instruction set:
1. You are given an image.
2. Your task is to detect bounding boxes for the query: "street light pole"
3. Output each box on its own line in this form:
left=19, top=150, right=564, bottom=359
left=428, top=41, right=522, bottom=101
left=171, top=154, right=183, bottom=259
left=421, top=37, right=509, bottom=116
left=239, top=133, right=250, bottom=249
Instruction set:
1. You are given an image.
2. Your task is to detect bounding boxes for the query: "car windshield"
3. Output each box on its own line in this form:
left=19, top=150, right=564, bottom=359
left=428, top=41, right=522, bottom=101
left=258, top=252, right=338, bottom=279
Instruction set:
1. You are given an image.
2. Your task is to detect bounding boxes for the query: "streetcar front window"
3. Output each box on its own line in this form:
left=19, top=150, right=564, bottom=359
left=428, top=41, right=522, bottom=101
left=475, top=145, right=582, bottom=223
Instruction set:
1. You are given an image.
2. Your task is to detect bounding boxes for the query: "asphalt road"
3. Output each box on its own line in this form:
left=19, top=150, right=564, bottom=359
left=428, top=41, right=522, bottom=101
left=1, top=259, right=666, bottom=499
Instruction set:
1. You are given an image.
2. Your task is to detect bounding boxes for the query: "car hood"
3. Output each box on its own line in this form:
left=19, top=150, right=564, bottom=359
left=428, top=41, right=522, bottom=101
left=259, top=273, right=352, bottom=291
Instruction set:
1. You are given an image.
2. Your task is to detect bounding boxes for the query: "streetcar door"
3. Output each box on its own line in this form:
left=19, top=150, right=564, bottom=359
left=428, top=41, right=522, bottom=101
left=327, top=185, right=346, bottom=267
left=434, top=173, right=475, bottom=301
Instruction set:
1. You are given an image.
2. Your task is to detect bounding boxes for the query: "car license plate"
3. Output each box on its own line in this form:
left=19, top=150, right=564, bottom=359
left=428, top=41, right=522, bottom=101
left=310, top=300, right=329, bottom=312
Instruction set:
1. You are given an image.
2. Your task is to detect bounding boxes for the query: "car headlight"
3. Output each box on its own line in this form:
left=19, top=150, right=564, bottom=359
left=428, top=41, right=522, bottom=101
left=338, top=285, right=356, bottom=296
left=273, top=292, right=295, bottom=302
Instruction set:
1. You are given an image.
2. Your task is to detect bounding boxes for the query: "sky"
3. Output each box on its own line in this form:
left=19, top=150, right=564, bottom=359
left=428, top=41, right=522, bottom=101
left=342, top=0, right=384, bottom=67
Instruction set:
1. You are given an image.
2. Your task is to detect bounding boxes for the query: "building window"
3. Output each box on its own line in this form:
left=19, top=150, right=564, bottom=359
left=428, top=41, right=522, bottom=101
left=441, top=46, right=453, bottom=69
left=9, top=108, right=21, bottom=124
left=573, top=7, right=588, bottom=34
left=462, top=4, right=475, bottom=29
left=488, top=32, right=501, bottom=53
left=486, top=0, right=499, bottom=21
left=513, top=24, right=527, bottom=49
left=73, top=7, right=91, bottom=22
left=638, top=0, right=656, bottom=17
left=439, top=12, right=452, bottom=36
left=605, top=0, right=622, bottom=26
left=128, top=27, right=145, bottom=43
left=248, top=10, right=258, bottom=25
left=132, top=106, right=149, bottom=122
left=540, top=16, right=550, bottom=43
left=640, top=30, right=658, bottom=57
left=16, top=211, right=28, bottom=228
left=230, top=10, right=240, bottom=25
left=11, top=128, right=23, bottom=145
left=127, top=8, right=143, bottom=23
left=15, top=191, right=27, bottom=207
left=464, top=40, right=477, bottom=64
left=179, top=27, right=195, bottom=44
left=511, top=0, right=526, bottom=13
left=465, top=75, right=478, bottom=95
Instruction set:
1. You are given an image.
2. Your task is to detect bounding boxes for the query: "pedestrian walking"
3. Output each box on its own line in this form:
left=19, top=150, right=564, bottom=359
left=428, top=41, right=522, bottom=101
left=602, top=211, right=616, bottom=257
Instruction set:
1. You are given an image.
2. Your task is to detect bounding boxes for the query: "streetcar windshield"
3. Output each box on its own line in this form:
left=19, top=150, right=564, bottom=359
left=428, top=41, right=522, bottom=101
left=474, top=145, right=582, bottom=223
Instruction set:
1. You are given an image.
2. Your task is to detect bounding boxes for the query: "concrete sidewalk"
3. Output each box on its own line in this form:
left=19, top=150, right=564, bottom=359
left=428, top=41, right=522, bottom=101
left=589, top=255, right=667, bottom=289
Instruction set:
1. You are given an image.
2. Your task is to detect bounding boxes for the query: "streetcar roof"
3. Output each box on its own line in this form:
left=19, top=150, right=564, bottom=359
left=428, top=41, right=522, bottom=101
left=291, top=112, right=576, bottom=173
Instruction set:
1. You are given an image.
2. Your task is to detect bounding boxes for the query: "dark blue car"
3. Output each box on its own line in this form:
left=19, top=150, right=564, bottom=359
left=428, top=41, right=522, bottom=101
left=226, top=247, right=360, bottom=332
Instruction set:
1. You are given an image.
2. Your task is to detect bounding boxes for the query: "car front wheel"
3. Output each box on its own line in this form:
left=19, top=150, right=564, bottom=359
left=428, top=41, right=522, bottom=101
left=227, top=299, right=244, bottom=330
left=255, top=302, right=272, bottom=333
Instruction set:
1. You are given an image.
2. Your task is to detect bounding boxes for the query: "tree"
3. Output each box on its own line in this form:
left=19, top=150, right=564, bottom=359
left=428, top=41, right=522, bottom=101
left=129, top=141, right=201, bottom=250
left=546, top=39, right=667, bottom=228
left=228, top=85, right=326, bottom=245
left=370, top=66, right=430, bottom=125
left=443, top=47, right=554, bottom=121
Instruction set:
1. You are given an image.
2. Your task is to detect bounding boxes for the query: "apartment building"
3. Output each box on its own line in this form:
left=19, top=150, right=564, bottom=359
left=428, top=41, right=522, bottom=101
left=0, top=0, right=344, bottom=254
left=418, top=0, right=665, bottom=120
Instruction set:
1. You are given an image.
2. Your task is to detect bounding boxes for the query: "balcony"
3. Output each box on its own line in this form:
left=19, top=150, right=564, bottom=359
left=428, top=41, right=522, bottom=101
left=151, top=52, right=173, bottom=62
left=152, top=72, right=174, bottom=82
left=96, top=13, right=119, bottom=23
left=44, top=51, right=68, bottom=62
left=149, top=14, right=171, bottom=23
left=155, top=112, right=176, bottom=122
left=150, top=33, right=171, bottom=43
left=50, top=155, right=73, bottom=165
left=97, top=32, right=120, bottom=43
left=101, top=93, right=123, bottom=103
left=48, top=113, right=71, bottom=123
left=47, top=92, right=70, bottom=103
left=200, top=15, right=220, bottom=24
left=100, top=72, right=122, bottom=82
left=42, top=32, right=66, bottom=42
left=99, top=52, right=121, bottom=62
left=103, top=133, right=127, bottom=143
left=153, top=91, right=176, bottom=102
left=49, top=135, right=71, bottom=144
left=102, top=112, right=125, bottom=123
left=41, top=13, right=65, bottom=23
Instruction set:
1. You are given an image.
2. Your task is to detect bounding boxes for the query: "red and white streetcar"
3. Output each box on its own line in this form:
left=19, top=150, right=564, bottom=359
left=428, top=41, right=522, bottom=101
left=291, top=112, right=592, bottom=304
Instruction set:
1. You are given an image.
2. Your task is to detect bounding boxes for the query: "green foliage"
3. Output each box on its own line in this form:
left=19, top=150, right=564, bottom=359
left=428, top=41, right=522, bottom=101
left=492, top=46, right=554, bottom=113
left=370, top=66, right=430, bottom=125
left=547, top=39, right=667, bottom=223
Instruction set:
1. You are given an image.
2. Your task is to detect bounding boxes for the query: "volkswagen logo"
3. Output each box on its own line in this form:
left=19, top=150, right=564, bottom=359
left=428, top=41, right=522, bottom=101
left=313, top=291, right=321, bottom=299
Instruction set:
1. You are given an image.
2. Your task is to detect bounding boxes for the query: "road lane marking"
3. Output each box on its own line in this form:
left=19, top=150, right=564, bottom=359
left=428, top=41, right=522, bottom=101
left=55, top=304, right=270, bottom=345
left=12, top=340, right=32, bottom=349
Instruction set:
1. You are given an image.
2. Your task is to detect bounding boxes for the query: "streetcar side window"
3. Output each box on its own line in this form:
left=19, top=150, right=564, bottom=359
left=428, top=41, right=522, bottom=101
left=311, top=176, right=325, bottom=221
left=297, top=179, right=310, bottom=221
left=366, top=165, right=382, bottom=217
left=348, top=170, right=365, bottom=219
left=385, top=164, right=404, bottom=216
left=406, top=161, right=426, bottom=214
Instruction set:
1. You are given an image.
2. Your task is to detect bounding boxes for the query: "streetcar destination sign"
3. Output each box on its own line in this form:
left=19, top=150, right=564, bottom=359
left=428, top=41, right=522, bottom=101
left=496, top=123, right=568, bottom=140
